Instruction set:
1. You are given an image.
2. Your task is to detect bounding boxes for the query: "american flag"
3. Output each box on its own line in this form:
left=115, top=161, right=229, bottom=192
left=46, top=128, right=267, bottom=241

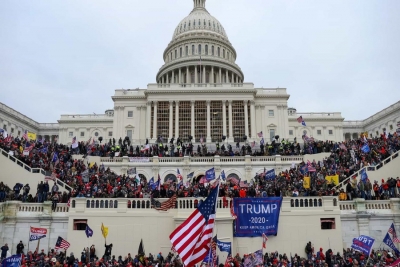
left=257, top=131, right=263, bottom=138
left=177, top=169, right=183, bottom=180
left=388, top=223, right=400, bottom=243
left=297, top=116, right=303, bottom=123
left=170, top=186, right=219, bottom=267
left=152, top=194, right=177, bottom=211
left=307, top=160, right=316, bottom=172
left=55, top=236, right=70, bottom=250
left=22, top=130, right=28, bottom=140
left=225, top=254, right=233, bottom=267
left=262, top=233, right=268, bottom=249
left=228, top=177, right=239, bottom=186
left=251, top=141, right=256, bottom=148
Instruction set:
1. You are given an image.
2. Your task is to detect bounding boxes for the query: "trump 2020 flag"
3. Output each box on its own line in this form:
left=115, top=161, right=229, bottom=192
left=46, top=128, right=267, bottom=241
left=205, top=167, right=216, bottom=182
left=29, top=227, right=47, bottom=241
left=85, top=225, right=93, bottom=238
left=216, top=239, right=231, bottom=253
left=360, top=169, right=368, bottom=183
left=265, top=169, right=276, bottom=180
left=1, top=254, right=22, bottom=267
left=383, top=233, right=400, bottom=256
left=351, top=235, right=375, bottom=255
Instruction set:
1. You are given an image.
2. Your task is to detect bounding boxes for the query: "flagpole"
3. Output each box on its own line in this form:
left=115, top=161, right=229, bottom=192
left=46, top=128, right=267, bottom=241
left=207, top=184, right=219, bottom=267
left=27, top=228, right=30, bottom=253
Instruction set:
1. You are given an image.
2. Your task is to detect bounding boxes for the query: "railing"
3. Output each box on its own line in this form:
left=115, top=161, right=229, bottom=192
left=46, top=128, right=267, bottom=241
left=339, top=203, right=356, bottom=211
left=293, top=112, right=342, bottom=118
left=18, top=203, right=44, bottom=212
left=334, top=150, right=400, bottom=190
left=339, top=200, right=392, bottom=211
left=289, top=197, right=338, bottom=208
left=250, top=157, right=275, bottom=162
left=100, top=157, right=123, bottom=163
left=159, top=157, right=184, bottom=163
left=0, top=147, right=73, bottom=192
left=365, top=200, right=391, bottom=210
left=281, top=156, right=303, bottom=162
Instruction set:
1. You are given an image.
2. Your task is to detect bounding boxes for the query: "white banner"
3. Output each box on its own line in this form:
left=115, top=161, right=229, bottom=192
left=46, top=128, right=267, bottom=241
left=23, top=150, right=29, bottom=156
left=129, top=157, right=150, bottom=163
left=29, top=226, right=47, bottom=241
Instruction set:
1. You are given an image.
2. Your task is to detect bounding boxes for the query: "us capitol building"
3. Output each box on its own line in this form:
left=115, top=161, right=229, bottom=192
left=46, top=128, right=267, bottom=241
left=1, top=0, right=399, bottom=146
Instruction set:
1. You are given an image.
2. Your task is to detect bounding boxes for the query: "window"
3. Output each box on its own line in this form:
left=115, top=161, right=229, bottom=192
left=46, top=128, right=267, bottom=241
left=390, top=125, right=393, bottom=130
left=3, top=125, right=6, bottom=130
left=180, top=47, right=182, bottom=57
left=198, top=44, right=201, bottom=54
left=320, top=218, right=335, bottom=230
left=80, top=132, right=85, bottom=137
left=329, top=130, right=333, bottom=135
left=212, top=46, right=214, bottom=55
left=17, top=131, right=20, bottom=136
left=11, top=128, right=14, bottom=133
left=128, top=111, right=133, bottom=117
left=205, top=45, right=208, bottom=55
left=73, top=219, right=87, bottom=231
left=223, top=49, right=225, bottom=58
left=376, top=131, right=379, bottom=136
left=270, top=129, right=275, bottom=141
left=175, top=50, right=177, bottom=59
left=317, top=130, right=322, bottom=135
left=108, top=131, right=112, bottom=137
left=227, top=52, right=230, bottom=60
left=186, top=46, right=188, bottom=56
left=192, top=45, right=195, bottom=55
left=127, top=130, right=132, bottom=140
left=268, top=110, right=274, bottom=117
left=94, top=132, right=99, bottom=137
left=69, top=132, right=73, bottom=137
left=217, top=47, right=220, bottom=57
left=289, top=130, right=293, bottom=136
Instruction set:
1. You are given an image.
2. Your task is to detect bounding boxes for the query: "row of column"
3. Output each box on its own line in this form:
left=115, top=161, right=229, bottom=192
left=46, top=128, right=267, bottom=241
left=148, top=100, right=256, bottom=142
left=158, top=66, right=242, bottom=84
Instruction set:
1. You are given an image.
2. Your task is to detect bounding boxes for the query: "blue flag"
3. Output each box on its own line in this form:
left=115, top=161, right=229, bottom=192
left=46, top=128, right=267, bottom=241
left=217, top=239, right=231, bottom=253
left=205, top=167, right=216, bottom=182
left=149, top=177, right=155, bottom=190
left=361, top=144, right=370, bottom=153
left=221, top=170, right=226, bottom=181
left=383, top=233, right=400, bottom=256
left=85, top=224, right=93, bottom=238
left=360, top=169, right=368, bottom=183
left=52, top=152, right=58, bottom=163
left=301, top=121, right=306, bottom=126
left=351, top=235, right=375, bottom=255
left=265, top=169, right=276, bottom=180
left=300, top=165, right=308, bottom=175
left=1, top=254, right=22, bottom=267
left=187, top=172, right=194, bottom=180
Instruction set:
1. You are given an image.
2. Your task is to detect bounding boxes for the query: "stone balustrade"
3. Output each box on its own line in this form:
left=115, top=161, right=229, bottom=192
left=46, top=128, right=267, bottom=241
left=339, top=198, right=398, bottom=212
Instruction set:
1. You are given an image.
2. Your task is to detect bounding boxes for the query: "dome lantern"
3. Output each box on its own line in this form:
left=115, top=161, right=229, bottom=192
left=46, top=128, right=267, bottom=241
left=193, top=0, right=206, bottom=9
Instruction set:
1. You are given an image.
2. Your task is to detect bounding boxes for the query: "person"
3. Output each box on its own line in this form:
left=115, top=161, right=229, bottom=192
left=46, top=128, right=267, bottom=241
left=16, top=240, right=24, bottom=254
left=52, top=192, right=59, bottom=212
left=1, top=243, right=9, bottom=260
left=67, top=252, right=75, bottom=267
left=90, top=245, right=96, bottom=261
left=104, top=243, right=113, bottom=261
left=305, top=242, right=312, bottom=260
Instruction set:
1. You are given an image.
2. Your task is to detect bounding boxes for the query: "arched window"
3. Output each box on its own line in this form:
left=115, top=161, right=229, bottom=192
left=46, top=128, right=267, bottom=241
left=198, top=44, right=201, bottom=54
left=209, top=20, right=211, bottom=27
left=186, top=46, right=188, bottom=56
left=180, top=47, right=182, bottom=57
left=199, top=19, right=201, bottom=26
left=164, top=173, right=177, bottom=183
left=192, top=45, right=195, bottom=55
left=205, top=45, right=208, bottom=55
left=217, top=47, right=220, bottom=57
left=189, top=21, right=191, bottom=27
left=204, top=19, right=206, bottom=26
left=227, top=52, right=230, bottom=60
left=223, top=49, right=225, bottom=58
left=212, top=46, right=214, bottom=55
left=184, top=23, right=186, bottom=29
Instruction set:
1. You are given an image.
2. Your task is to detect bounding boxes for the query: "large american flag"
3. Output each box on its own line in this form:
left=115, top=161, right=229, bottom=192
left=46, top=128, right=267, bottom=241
left=152, top=194, right=177, bottom=211
left=388, top=223, right=400, bottom=243
left=170, top=186, right=219, bottom=267
left=55, top=236, right=70, bottom=250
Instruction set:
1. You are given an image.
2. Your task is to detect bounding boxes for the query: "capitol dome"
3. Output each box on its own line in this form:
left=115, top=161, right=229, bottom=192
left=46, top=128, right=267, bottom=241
left=156, top=0, right=244, bottom=86
left=172, top=3, right=228, bottom=41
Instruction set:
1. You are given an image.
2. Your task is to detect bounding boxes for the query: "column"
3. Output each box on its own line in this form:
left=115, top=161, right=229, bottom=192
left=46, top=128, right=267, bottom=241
left=206, top=100, right=211, bottom=142
left=175, top=101, right=180, bottom=138
left=195, top=66, right=198, bottom=84
left=203, top=65, right=206, bottom=84
left=186, top=66, right=189, bottom=84
left=244, top=100, right=249, bottom=138
left=152, top=102, right=158, bottom=139
left=191, top=101, right=195, bottom=140
left=169, top=101, right=173, bottom=139
left=171, top=70, right=175, bottom=84
left=178, top=68, right=181, bottom=84
left=222, top=100, right=227, bottom=137
left=250, top=101, right=256, bottom=139
left=228, top=100, right=233, bottom=141
left=219, top=68, right=222, bottom=83
left=146, top=102, right=151, bottom=138
left=211, top=66, right=214, bottom=84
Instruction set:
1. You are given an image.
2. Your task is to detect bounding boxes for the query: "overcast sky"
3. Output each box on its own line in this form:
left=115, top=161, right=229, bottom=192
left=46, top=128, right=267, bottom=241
left=1, top=0, right=399, bottom=123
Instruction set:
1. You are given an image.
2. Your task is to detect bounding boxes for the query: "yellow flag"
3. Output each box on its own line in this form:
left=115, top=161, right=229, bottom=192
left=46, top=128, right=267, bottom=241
left=326, top=175, right=339, bottom=186
left=303, top=177, right=310, bottom=189
left=89, top=162, right=95, bottom=168
left=101, top=223, right=108, bottom=238
left=27, top=132, right=36, bottom=141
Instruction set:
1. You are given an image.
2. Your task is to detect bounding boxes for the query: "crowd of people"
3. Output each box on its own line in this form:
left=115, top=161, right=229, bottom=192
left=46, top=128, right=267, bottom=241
left=1, top=241, right=399, bottom=267
left=0, top=131, right=399, bottom=204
